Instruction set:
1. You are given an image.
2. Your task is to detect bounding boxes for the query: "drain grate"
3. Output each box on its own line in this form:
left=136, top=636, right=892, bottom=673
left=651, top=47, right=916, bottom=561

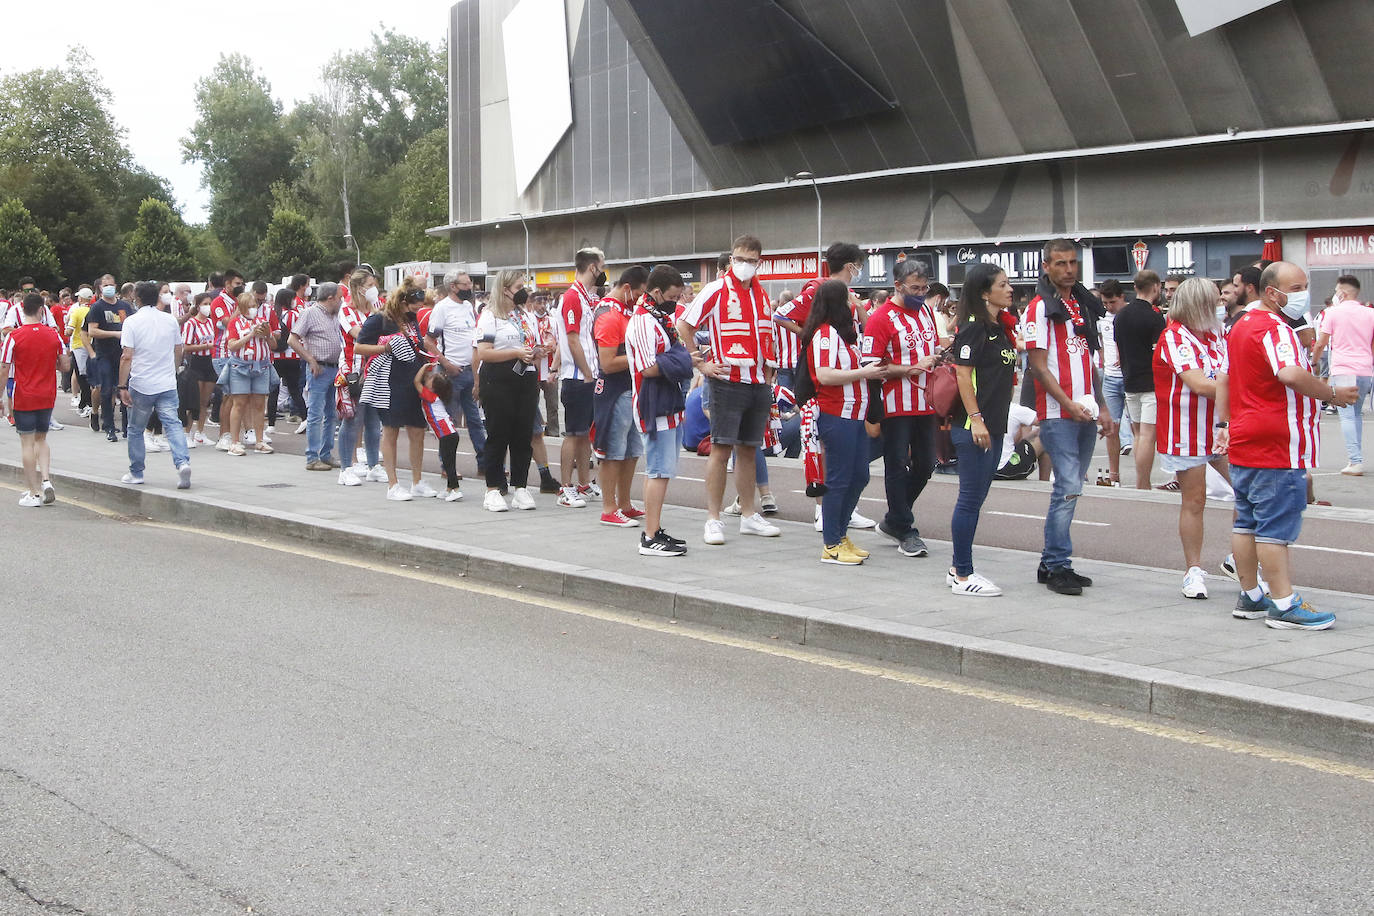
left=259, top=483, right=296, bottom=489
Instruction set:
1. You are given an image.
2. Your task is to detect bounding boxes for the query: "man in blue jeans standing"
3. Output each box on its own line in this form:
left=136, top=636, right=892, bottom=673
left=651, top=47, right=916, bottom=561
left=1024, top=239, right=1115, bottom=595
left=118, top=282, right=191, bottom=489
left=289, top=282, right=345, bottom=475
left=425, top=269, right=486, bottom=476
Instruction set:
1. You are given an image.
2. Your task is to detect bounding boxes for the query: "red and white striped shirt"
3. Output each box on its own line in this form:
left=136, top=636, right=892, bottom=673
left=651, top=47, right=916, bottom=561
left=210, top=289, right=237, bottom=358
left=419, top=386, right=457, bottom=438
left=679, top=276, right=776, bottom=385
left=557, top=281, right=598, bottom=381
left=775, top=322, right=800, bottom=370
left=181, top=315, right=215, bottom=350
left=1228, top=306, right=1320, bottom=469
left=276, top=307, right=300, bottom=360
left=1153, top=321, right=1228, bottom=457
left=339, top=305, right=366, bottom=373
left=809, top=323, right=869, bottom=419
left=863, top=300, right=939, bottom=416
left=226, top=310, right=279, bottom=362
left=1024, top=294, right=1095, bottom=420
left=626, top=305, right=682, bottom=433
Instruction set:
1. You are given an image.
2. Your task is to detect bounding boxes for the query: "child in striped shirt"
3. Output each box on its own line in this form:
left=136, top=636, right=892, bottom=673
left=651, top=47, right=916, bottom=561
left=415, top=362, right=463, bottom=501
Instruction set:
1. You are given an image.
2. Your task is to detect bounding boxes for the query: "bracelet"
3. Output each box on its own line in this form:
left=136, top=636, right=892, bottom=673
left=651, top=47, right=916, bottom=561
left=1330, top=385, right=1337, bottom=402
left=969, top=411, right=983, bottom=419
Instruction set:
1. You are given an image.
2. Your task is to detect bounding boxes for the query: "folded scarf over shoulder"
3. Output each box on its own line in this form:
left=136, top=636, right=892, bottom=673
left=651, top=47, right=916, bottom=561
left=1034, top=274, right=1106, bottom=353
left=714, top=275, right=777, bottom=369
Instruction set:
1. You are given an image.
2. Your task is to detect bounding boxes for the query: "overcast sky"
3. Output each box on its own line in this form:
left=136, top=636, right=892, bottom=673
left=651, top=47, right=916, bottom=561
left=4, top=0, right=451, bottom=223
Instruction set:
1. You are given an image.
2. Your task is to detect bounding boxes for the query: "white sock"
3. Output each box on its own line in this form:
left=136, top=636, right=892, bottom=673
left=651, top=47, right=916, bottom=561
left=1272, top=593, right=1295, bottom=611
left=1245, top=586, right=1265, bottom=601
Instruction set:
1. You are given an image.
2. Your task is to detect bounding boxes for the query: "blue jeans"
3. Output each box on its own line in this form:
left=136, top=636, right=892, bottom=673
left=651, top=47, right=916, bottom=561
left=1337, top=375, right=1373, bottom=464
left=1039, top=417, right=1098, bottom=570
left=950, top=426, right=1003, bottom=577
left=1102, top=374, right=1134, bottom=449
left=448, top=365, right=486, bottom=472
left=338, top=402, right=382, bottom=469
left=817, top=412, right=870, bottom=546
left=127, top=388, right=189, bottom=476
left=304, top=365, right=338, bottom=463
left=89, top=354, right=118, bottom=433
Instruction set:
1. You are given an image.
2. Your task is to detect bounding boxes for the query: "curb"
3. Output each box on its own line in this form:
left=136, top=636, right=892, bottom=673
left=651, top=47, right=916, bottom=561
left=12, top=461, right=1374, bottom=761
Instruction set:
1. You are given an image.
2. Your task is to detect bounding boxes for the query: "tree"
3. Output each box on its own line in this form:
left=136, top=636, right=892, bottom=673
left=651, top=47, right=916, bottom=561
left=22, top=157, right=120, bottom=284
left=258, top=209, right=325, bottom=279
left=371, top=128, right=450, bottom=266
left=325, top=29, right=447, bottom=169
left=0, top=48, right=130, bottom=185
left=186, top=224, right=233, bottom=280
left=112, top=167, right=179, bottom=235
left=183, top=55, right=296, bottom=262
left=0, top=199, right=61, bottom=287
left=124, top=198, right=197, bottom=280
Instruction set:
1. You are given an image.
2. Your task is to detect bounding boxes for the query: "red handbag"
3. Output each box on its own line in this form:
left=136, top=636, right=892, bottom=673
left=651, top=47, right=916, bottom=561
left=925, top=363, right=960, bottom=419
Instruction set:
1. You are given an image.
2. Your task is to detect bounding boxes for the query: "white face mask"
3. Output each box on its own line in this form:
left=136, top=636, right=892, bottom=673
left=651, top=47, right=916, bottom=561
left=1215, top=305, right=1227, bottom=322
left=101, top=285, right=117, bottom=299
left=731, top=261, right=757, bottom=284
left=198, top=304, right=211, bottom=317
left=1277, top=288, right=1310, bottom=321
left=364, top=286, right=380, bottom=306
left=160, top=292, right=174, bottom=306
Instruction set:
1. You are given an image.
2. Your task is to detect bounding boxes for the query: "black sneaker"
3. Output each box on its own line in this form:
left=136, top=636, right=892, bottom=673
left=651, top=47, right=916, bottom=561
left=539, top=470, right=562, bottom=494
left=1045, top=568, right=1083, bottom=596
left=898, top=533, right=928, bottom=557
left=657, top=528, right=687, bottom=547
left=106, top=430, right=118, bottom=442
left=639, top=530, right=687, bottom=557
left=1037, top=562, right=1093, bottom=587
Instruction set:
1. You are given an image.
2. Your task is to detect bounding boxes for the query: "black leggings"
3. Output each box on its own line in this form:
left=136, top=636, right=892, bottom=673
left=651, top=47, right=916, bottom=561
left=438, top=432, right=462, bottom=488
left=268, top=358, right=305, bottom=424
left=479, top=364, right=539, bottom=490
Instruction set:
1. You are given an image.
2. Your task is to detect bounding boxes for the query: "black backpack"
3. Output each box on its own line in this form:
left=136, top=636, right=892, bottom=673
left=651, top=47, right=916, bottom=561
left=994, top=440, right=1037, bottom=480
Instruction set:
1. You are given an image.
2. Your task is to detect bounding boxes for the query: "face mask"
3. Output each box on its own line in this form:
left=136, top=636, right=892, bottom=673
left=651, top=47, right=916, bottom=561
left=231, top=284, right=245, bottom=297
left=101, top=285, right=117, bottom=298
left=456, top=289, right=473, bottom=302
left=1278, top=288, right=1310, bottom=321
left=364, top=286, right=380, bottom=306
left=904, top=292, right=926, bottom=309
left=593, top=270, right=608, bottom=287
left=198, top=304, right=211, bottom=317
left=160, top=292, right=174, bottom=306
left=731, top=261, right=757, bottom=284
left=1215, top=305, right=1227, bottom=322
left=512, top=289, right=530, bottom=307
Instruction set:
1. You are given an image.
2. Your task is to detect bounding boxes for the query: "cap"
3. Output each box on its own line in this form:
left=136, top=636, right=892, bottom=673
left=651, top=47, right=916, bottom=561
left=76, top=288, right=93, bottom=299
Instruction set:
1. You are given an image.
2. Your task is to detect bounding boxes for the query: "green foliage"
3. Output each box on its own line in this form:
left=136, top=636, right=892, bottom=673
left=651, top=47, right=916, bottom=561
left=22, top=158, right=120, bottom=284
left=112, top=167, right=179, bottom=235
left=325, top=29, right=448, bottom=170
left=186, top=225, right=232, bottom=280
left=0, top=199, right=61, bottom=287
left=257, top=209, right=325, bottom=279
left=183, top=55, right=296, bottom=262
left=123, top=199, right=197, bottom=281
left=371, top=128, right=450, bottom=266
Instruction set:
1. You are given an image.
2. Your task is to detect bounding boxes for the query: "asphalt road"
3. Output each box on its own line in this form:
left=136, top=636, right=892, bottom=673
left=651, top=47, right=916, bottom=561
left=4, top=494, right=1374, bottom=914
left=118, top=400, right=1374, bottom=595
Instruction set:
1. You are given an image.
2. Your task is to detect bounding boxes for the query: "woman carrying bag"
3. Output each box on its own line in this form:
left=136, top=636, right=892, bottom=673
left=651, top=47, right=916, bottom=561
left=475, top=269, right=543, bottom=512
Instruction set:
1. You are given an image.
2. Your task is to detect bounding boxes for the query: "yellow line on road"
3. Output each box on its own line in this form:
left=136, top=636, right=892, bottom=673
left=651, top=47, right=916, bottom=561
left=35, top=483, right=1374, bottom=785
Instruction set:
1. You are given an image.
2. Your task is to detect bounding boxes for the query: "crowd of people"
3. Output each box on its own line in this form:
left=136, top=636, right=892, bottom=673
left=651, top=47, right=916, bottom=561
left=0, top=234, right=1365, bottom=631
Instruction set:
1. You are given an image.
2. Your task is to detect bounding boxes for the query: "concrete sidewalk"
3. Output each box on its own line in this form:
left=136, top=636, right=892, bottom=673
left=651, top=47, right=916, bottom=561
left=5, top=424, right=1374, bottom=759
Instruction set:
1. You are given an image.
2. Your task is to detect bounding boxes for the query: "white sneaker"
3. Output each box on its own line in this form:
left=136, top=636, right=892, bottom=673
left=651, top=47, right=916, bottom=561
left=194, top=431, right=208, bottom=445
left=848, top=509, right=877, bottom=529
left=79, top=406, right=92, bottom=417
left=445, top=487, right=464, bottom=502
left=366, top=465, right=387, bottom=483
left=1182, top=566, right=1209, bottom=599
left=348, top=463, right=368, bottom=478
left=557, top=486, right=587, bottom=508
left=187, top=436, right=198, bottom=449
left=177, top=463, right=192, bottom=490
left=153, top=435, right=170, bottom=452
left=1219, top=554, right=1270, bottom=594
left=386, top=483, right=413, bottom=501
left=411, top=480, right=439, bottom=499
left=483, top=489, right=509, bottom=512
left=950, top=572, right=1003, bottom=597
left=47, top=419, right=64, bottom=431
left=703, top=518, right=726, bottom=545
left=740, top=513, right=781, bottom=537
left=243, top=430, right=256, bottom=446
left=586, top=481, right=602, bottom=498
left=722, top=496, right=743, bottom=516
left=1341, top=463, right=1364, bottom=476
left=17, top=492, right=42, bottom=508
left=814, top=505, right=824, bottom=532
left=215, top=435, right=232, bottom=451
left=261, top=431, right=272, bottom=445
left=41, top=480, right=55, bottom=504
left=338, top=469, right=362, bottom=487
left=295, top=420, right=308, bottom=435
left=70, top=395, right=80, bottom=408
left=510, top=487, right=537, bottom=510
left=265, top=425, right=275, bottom=434
left=121, top=472, right=144, bottom=485
left=144, top=431, right=158, bottom=451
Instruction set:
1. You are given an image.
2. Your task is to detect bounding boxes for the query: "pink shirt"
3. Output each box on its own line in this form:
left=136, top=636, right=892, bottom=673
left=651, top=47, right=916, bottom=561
left=1322, top=300, right=1374, bottom=377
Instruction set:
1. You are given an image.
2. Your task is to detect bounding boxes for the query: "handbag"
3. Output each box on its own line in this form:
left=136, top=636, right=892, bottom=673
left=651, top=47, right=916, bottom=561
left=925, top=363, right=960, bottom=419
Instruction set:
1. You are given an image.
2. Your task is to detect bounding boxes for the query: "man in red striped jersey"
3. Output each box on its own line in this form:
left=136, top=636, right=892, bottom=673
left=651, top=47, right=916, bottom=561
left=1025, top=239, right=1114, bottom=596
left=1222, top=261, right=1357, bottom=630
left=863, top=259, right=942, bottom=558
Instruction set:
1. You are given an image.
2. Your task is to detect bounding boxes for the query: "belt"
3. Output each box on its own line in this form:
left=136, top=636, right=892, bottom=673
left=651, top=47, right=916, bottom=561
left=316, top=361, right=338, bottom=367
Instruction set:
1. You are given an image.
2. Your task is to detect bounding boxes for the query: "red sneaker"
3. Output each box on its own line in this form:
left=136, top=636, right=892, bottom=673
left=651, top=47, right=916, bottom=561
left=599, top=510, right=638, bottom=528
left=621, top=506, right=645, bottom=519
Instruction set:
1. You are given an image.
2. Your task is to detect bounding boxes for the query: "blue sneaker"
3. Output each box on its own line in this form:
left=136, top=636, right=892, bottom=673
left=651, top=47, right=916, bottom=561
left=1265, top=594, right=1336, bottom=631
left=1233, top=590, right=1276, bottom=620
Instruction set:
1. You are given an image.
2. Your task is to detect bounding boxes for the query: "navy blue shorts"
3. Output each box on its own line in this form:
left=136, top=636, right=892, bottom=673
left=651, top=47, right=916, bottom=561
left=13, top=408, right=52, bottom=435
left=1232, top=465, right=1307, bottom=545
left=560, top=378, right=594, bottom=437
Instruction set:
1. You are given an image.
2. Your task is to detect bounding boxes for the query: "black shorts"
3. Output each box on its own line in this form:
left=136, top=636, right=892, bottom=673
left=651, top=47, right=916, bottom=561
left=560, top=378, right=594, bottom=437
left=707, top=379, right=771, bottom=447
left=13, top=408, right=52, bottom=435
left=185, top=354, right=217, bottom=383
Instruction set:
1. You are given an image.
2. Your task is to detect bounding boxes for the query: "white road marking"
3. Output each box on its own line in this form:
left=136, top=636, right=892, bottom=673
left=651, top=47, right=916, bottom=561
left=1292, top=544, right=1374, bottom=558
left=988, top=510, right=1109, bottom=528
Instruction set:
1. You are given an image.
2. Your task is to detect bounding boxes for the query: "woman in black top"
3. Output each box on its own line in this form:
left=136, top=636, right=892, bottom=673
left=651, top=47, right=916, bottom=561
left=948, top=262, right=1018, bottom=597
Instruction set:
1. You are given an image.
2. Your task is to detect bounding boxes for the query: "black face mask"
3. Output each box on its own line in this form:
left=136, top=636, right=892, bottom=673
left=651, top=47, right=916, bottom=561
left=456, top=289, right=474, bottom=302
left=594, top=270, right=608, bottom=287
left=512, top=289, right=530, bottom=307
left=231, top=284, right=245, bottom=297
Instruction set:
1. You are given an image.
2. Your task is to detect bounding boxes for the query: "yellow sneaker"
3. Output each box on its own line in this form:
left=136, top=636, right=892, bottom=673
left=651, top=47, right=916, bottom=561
left=821, top=542, right=865, bottom=565
left=840, top=536, right=870, bottom=559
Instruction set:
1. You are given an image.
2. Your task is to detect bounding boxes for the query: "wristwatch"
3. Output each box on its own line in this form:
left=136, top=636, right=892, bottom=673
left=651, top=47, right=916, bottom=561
left=1214, top=421, right=1228, bottom=428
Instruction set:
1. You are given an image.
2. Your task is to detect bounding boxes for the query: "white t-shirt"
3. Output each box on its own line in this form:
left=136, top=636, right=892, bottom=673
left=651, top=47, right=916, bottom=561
left=477, top=309, right=533, bottom=352
left=121, top=306, right=181, bottom=394
left=427, top=295, right=478, bottom=367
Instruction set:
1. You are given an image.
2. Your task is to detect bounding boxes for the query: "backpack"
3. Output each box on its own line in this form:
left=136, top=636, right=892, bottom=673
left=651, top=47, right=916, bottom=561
left=994, top=440, right=1036, bottom=480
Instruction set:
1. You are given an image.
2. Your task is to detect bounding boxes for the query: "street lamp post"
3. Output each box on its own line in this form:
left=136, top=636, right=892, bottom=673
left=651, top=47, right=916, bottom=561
left=510, top=211, right=530, bottom=281
left=788, top=171, right=822, bottom=277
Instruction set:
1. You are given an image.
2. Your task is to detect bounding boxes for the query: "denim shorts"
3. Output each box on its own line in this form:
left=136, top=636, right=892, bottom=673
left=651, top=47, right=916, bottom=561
left=641, top=425, right=683, bottom=478
left=227, top=359, right=271, bottom=396
left=1159, top=452, right=1215, bottom=474
left=1232, top=465, right=1307, bottom=545
left=13, top=407, right=52, bottom=435
left=561, top=378, right=594, bottom=436
left=602, top=390, right=644, bottom=461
